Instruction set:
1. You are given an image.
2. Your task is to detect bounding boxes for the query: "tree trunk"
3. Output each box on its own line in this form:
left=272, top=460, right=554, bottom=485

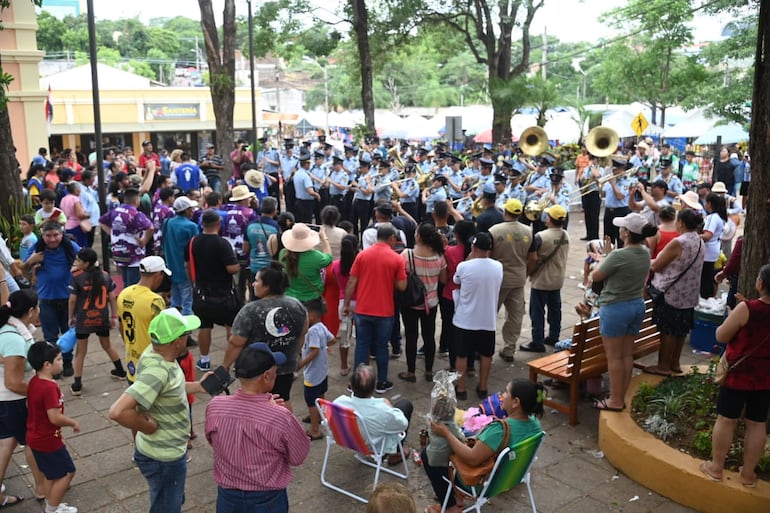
left=739, top=0, right=770, bottom=298
left=0, top=107, right=22, bottom=219
left=199, top=0, right=236, bottom=189
left=351, top=0, right=375, bottom=132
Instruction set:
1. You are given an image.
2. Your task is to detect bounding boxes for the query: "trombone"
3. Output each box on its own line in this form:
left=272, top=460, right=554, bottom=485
left=570, top=166, right=640, bottom=201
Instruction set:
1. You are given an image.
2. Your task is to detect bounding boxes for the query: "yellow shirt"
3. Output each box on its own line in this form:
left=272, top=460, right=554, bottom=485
left=117, top=284, right=165, bottom=383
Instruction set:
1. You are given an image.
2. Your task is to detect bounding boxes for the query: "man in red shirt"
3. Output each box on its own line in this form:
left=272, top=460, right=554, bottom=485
left=137, top=140, right=161, bottom=172
left=343, top=224, right=407, bottom=393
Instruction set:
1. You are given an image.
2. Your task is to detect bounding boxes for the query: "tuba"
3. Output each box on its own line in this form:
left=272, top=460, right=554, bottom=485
left=585, top=126, right=620, bottom=158
left=519, top=126, right=550, bottom=157
left=387, top=146, right=406, bottom=171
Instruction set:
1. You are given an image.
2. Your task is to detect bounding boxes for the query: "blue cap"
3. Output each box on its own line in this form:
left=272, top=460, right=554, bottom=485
left=482, top=181, right=496, bottom=195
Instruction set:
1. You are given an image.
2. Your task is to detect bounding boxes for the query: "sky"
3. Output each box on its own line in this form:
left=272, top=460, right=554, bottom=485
left=84, top=0, right=730, bottom=44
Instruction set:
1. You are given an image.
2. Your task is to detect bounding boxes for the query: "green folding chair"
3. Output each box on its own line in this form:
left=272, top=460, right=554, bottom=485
left=441, top=431, right=545, bottom=513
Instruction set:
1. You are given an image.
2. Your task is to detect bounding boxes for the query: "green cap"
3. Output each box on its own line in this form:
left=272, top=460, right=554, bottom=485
left=148, top=308, right=201, bottom=345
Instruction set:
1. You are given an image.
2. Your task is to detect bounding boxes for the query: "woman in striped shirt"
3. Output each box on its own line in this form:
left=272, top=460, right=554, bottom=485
left=398, top=223, right=447, bottom=383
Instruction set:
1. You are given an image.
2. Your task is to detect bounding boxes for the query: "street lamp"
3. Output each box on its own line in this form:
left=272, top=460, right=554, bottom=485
left=246, top=0, right=257, bottom=148
left=303, top=56, right=329, bottom=136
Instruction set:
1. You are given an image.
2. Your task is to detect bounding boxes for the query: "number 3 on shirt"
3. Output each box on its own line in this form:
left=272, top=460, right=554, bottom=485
left=122, top=311, right=135, bottom=343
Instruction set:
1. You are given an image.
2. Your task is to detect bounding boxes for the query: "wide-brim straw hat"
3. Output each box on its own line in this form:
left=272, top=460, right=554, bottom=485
left=281, top=223, right=320, bottom=253
left=230, top=184, right=256, bottom=202
left=244, top=169, right=265, bottom=189
left=678, top=190, right=703, bottom=211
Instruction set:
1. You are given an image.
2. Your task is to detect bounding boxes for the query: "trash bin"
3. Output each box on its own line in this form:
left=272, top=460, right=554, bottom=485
left=690, top=310, right=725, bottom=354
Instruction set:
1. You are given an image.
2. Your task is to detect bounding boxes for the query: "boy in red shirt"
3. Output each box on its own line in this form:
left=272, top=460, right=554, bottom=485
left=27, top=342, right=81, bottom=513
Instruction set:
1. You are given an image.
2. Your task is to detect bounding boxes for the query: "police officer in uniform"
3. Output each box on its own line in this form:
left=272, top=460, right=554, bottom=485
left=601, top=156, right=632, bottom=248
left=392, top=165, right=420, bottom=221
left=310, top=151, right=330, bottom=222
left=350, top=156, right=374, bottom=234
left=280, top=139, right=299, bottom=214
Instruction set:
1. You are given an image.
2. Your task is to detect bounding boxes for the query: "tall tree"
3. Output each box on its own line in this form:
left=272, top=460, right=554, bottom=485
left=198, top=0, right=236, bottom=187
left=426, top=0, right=544, bottom=144
left=350, top=0, right=374, bottom=132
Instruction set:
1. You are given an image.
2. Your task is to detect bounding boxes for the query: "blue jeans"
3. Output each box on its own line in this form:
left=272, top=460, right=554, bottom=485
left=171, top=281, right=193, bottom=315
left=216, top=487, right=287, bottom=513
left=121, top=266, right=141, bottom=288
left=529, top=288, right=561, bottom=346
left=354, top=313, right=394, bottom=383
left=39, top=299, right=72, bottom=364
left=208, top=175, right=222, bottom=193
left=134, top=449, right=187, bottom=513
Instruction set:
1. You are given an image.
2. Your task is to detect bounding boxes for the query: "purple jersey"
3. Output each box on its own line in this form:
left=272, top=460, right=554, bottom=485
left=221, top=204, right=257, bottom=264
left=151, top=202, right=175, bottom=255
left=99, top=205, right=152, bottom=267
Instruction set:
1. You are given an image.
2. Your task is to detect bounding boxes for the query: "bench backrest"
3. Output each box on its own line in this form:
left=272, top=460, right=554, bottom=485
left=567, top=300, right=660, bottom=378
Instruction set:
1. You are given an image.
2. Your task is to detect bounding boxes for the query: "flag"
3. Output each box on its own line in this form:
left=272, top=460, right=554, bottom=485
left=45, top=85, right=53, bottom=137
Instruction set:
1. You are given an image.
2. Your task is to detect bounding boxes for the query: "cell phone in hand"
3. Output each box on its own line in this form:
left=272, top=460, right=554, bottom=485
left=201, top=366, right=235, bottom=395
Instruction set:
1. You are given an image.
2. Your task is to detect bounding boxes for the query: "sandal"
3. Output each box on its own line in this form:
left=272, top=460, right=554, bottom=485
left=642, top=365, right=672, bottom=377
left=476, top=386, right=488, bottom=399
left=398, top=371, right=417, bottom=383
left=340, top=367, right=350, bottom=377
left=738, top=466, right=757, bottom=488
left=306, top=431, right=324, bottom=441
left=593, top=398, right=624, bottom=412
left=0, top=495, right=23, bottom=508
left=699, top=461, right=722, bottom=482
left=301, top=416, right=311, bottom=424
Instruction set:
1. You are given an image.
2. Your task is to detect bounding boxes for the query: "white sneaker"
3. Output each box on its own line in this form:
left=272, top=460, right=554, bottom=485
left=52, top=503, right=78, bottom=513
left=577, top=283, right=586, bottom=290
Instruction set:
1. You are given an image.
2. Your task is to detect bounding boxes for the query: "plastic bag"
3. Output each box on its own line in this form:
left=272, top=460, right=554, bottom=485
left=56, top=327, right=77, bottom=353
left=429, top=370, right=460, bottom=422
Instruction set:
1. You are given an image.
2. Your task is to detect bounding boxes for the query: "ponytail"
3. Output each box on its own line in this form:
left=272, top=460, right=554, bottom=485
left=0, top=290, right=39, bottom=327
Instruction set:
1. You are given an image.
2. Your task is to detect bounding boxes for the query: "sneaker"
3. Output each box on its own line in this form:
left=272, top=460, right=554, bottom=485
left=437, top=349, right=449, bottom=358
left=110, top=369, right=127, bottom=380
left=52, top=503, right=78, bottom=513
left=577, top=283, right=587, bottom=290
left=346, top=384, right=353, bottom=393
left=390, top=351, right=402, bottom=360
left=70, top=383, right=82, bottom=396
left=62, top=362, right=74, bottom=378
left=375, top=381, right=393, bottom=394
left=195, top=359, right=211, bottom=372
left=416, top=346, right=425, bottom=358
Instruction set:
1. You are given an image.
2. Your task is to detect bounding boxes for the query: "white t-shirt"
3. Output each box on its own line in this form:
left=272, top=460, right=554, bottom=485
left=452, top=258, right=503, bottom=331
left=703, top=213, right=724, bottom=262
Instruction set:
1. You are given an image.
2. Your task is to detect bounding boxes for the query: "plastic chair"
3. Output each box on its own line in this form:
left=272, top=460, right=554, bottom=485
left=315, top=398, right=409, bottom=503
left=441, top=431, right=545, bottom=513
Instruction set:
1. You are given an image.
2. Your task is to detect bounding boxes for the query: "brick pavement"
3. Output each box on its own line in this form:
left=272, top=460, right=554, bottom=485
left=4, top=211, right=711, bottom=513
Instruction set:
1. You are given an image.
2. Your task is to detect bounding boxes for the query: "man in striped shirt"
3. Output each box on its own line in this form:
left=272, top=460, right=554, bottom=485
left=109, top=308, right=207, bottom=513
left=205, top=343, right=310, bottom=512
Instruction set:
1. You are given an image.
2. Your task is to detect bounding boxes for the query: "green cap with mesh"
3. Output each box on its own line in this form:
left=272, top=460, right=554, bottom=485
left=148, top=308, right=201, bottom=345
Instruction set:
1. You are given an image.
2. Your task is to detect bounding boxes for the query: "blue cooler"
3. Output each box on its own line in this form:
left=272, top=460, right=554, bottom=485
left=690, top=310, right=726, bottom=354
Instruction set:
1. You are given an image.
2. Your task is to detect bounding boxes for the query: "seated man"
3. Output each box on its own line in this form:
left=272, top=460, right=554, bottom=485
left=333, top=364, right=413, bottom=464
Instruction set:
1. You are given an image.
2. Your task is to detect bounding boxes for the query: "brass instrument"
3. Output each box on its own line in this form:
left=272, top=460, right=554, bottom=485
left=519, top=126, right=550, bottom=157
left=585, top=126, right=619, bottom=158
left=524, top=193, right=551, bottom=222
left=570, top=165, right=640, bottom=201
left=471, top=195, right=485, bottom=217
left=416, top=169, right=435, bottom=188
left=387, top=146, right=406, bottom=171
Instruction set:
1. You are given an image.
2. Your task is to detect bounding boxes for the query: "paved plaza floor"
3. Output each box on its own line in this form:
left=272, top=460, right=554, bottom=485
left=5, top=211, right=716, bottom=513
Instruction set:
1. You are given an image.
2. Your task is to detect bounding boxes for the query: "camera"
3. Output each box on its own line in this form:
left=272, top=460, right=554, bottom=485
left=200, top=366, right=236, bottom=395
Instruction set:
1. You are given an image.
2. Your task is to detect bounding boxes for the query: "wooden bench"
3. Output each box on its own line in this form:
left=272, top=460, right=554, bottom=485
left=527, top=299, right=661, bottom=426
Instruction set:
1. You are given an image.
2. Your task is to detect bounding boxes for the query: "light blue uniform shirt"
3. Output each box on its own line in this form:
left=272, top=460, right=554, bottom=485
left=293, top=169, right=314, bottom=200
left=373, top=175, right=392, bottom=203
left=353, top=173, right=372, bottom=201
left=310, top=164, right=328, bottom=191
left=447, top=171, right=464, bottom=199
left=399, top=178, right=419, bottom=204
left=329, top=169, right=348, bottom=196
left=525, top=172, right=551, bottom=201
left=602, top=176, right=630, bottom=208
left=280, top=154, right=298, bottom=181
left=425, top=186, right=447, bottom=214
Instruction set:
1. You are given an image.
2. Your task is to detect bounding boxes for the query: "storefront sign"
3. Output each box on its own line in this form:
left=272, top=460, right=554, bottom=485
left=144, top=103, right=200, bottom=121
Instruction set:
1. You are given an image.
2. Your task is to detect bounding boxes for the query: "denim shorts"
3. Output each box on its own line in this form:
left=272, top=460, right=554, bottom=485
left=599, top=298, right=645, bottom=337
left=32, top=446, right=76, bottom=480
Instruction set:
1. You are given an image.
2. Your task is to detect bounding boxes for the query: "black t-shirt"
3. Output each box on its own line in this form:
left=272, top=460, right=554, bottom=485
left=185, top=233, right=238, bottom=290
left=476, top=208, right=504, bottom=233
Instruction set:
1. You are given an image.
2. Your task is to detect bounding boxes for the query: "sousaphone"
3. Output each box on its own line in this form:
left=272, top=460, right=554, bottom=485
left=585, top=126, right=619, bottom=157
left=519, top=126, right=549, bottom=156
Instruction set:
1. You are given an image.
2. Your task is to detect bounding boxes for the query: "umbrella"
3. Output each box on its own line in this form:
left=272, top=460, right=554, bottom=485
left=472, top=129, right=518, bottom=144
left=693, top=123, right=749, bottom=145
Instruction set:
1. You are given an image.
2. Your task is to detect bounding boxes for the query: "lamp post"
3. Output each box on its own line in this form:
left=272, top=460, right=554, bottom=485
left=246, top=0, right=257, bottom=148
left=302, top=56, right=329, bottom=136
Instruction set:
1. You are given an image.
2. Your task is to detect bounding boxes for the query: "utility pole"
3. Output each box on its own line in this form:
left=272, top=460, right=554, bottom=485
left=247, top=0, right=257, bottom=147
left=541, top=27, right=547, bottom=80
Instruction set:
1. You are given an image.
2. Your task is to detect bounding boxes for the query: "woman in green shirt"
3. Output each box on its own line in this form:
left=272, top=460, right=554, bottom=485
left=279, top=223, right=332, bottom=302
left=591, top=213, right=657, bottom=412
left=424, top=379, right=544, bottom=513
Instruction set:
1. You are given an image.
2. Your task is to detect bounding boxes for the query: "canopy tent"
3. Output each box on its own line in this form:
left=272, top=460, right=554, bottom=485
left=602, top=110, right=663, bottom=138
left=662, top=108, right=719, bottom=138
left=544, top=115, right=581, bottom=144
left=375, top=111, right=410, bottom=138
left=472, top=129, right=519, bottom=144
left=401, top=114, right=440, bottom=140
left=693, top=123, right=749, bottom=145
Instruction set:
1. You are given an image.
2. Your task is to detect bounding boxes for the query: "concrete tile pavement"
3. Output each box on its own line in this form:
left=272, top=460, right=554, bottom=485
left=4, top=211, right=713, bottom=513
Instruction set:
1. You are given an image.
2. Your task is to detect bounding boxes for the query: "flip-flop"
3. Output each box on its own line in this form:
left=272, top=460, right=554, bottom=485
left=340, top=368, right=350, bottom=377
left=301, top=416, right=311, bottom=424
left=0, top=494, right=24, bottom=508
left=306, top=431, right=324, bottom=441
left=593, top=398, right=624, bottom=412
left=739, top=466, right=757, bottom=488
left=642, top=366, right=672, bottom=377
left=699, top=462, right=722, bottom=482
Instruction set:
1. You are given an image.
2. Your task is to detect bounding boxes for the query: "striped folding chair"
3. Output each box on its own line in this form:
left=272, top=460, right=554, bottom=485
left=315, top=398, right=408, bottom=503
left=441, top=431, right=545, bottom=513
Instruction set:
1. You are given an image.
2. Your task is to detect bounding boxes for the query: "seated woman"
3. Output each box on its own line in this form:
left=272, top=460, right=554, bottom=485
left=422, top=379, right=545, bottom=513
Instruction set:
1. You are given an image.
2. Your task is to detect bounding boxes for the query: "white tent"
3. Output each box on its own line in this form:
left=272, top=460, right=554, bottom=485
left=662, top=108, right=719, bottom=138
left=544, top=114, right=581, bottom=143
left=602, top=110, right=663, bottom=138
left=401, top=114, right=439, bottom=140
left=693, top=123, right=749, bottom=145
left=376, top=111, right=409, bottom=138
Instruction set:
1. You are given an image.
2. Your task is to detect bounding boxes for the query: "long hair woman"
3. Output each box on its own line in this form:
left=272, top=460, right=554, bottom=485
left=68, top=248, right=125, bottom=396
left=591, top=213, right=657, bottom=411
left=398, top=223, right=447, bottom=383
left=700, top=264, right=770, bottom=487
left=332, top=234, right=359, bottom=376
left=645, top=209, right=705, bottom=376
left=700, top=193, right=727, bottom=298
left=0, top=290, right=46, bottom=504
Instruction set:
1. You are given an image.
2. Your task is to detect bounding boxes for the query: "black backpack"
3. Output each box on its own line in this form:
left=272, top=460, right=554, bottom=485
left=396, top=249, right=427, bottom=311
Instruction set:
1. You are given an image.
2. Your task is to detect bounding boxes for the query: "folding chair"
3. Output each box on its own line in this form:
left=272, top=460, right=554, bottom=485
left=315, top=398, right=409, bottom=503
left=441, top=431, right=545, bottom=513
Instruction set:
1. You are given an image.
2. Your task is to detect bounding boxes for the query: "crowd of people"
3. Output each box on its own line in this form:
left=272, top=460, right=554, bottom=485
left=0, top=134, right=764, bottom=513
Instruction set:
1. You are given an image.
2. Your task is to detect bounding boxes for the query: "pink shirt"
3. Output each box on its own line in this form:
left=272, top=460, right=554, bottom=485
left=60, top=193, right=82, bottom=230
left=332, top=260, right=355, bottom=301
left=205, top=391, right=310, bottom=491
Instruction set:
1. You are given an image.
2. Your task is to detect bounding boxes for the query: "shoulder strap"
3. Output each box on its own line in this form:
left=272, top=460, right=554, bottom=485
left=297, top=266, right=324, bottom=297
left=663, top=240, right=701, bottom=294
left=530, top=231, right=566, bottom=278
left=188, top=237, right=196, bottom=283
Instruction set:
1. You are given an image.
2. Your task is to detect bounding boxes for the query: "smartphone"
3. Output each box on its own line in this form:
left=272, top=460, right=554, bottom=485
left=200, top=366, right=235, bottom=395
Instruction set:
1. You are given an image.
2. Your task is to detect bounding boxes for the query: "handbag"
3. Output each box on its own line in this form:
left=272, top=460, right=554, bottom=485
left=647, top=242, right=701, bottom=305
left=188, top=238, right=242, bottom=312
left=714, top=329, right=770, bottom=385
left=396, top=250, right=427, bottom=311
left=449, top=419, right=510, bottom=486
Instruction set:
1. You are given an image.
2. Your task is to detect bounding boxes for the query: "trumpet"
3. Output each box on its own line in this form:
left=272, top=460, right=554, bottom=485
left=524, top=193, right=552, bottom=222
